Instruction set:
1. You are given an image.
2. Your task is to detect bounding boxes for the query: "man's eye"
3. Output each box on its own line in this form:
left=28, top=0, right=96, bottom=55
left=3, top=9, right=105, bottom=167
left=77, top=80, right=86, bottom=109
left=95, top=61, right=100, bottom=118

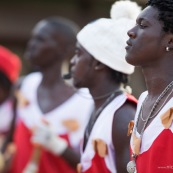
left=139, top=24, right=146, bottom=28
left=75, top=50, right=79, bottom=54
left=75, top=51, right=81, bottom=58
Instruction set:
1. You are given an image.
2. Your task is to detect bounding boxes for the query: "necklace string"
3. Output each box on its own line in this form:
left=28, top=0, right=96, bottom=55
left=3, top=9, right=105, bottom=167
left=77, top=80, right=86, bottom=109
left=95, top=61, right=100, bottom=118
left=76, top=85, right=125, bottom=100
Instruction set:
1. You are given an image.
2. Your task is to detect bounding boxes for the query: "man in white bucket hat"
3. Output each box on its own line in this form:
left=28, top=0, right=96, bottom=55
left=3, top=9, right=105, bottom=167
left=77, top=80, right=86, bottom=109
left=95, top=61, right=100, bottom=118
left=69, top=0, right=141, bottom=172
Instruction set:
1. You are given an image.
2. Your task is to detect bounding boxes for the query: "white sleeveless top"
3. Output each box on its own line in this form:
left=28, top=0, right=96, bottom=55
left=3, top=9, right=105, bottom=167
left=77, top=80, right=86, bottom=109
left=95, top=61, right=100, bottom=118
left=18, top=72, right=94, bottom=148
left=131, top=91, right=173, bottom=155
left=80, top=94, right=129, bottom=173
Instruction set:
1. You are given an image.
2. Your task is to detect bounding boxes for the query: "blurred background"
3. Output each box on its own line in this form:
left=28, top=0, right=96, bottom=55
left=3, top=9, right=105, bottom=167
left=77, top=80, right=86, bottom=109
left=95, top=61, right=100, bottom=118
left=0, top=0, right=147, bottom=98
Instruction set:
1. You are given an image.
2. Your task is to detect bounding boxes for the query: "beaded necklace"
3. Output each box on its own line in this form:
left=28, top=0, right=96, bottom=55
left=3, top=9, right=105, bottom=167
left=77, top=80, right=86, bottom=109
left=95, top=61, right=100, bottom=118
left=76, top=87, right=123, bottom=100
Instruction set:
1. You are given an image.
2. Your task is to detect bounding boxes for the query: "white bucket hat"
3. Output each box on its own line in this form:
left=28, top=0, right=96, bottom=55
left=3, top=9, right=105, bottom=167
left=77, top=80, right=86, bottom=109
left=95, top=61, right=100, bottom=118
left=77, top=0, right=141, bottom=75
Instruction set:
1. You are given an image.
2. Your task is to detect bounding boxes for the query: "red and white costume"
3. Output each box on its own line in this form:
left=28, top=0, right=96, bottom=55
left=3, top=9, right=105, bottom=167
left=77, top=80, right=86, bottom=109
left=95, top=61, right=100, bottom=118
left=9, top=72, right=94, bottom=173
left=131, top=91, right=173, bottom=173
left=80, top=93, right=137, bottom=173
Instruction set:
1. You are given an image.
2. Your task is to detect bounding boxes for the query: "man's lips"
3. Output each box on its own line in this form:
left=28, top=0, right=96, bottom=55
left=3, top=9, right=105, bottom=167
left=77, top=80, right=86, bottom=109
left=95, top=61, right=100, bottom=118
left=126, top=40, right=132, bottom=46
left=125, top=40, right=132, bottom=50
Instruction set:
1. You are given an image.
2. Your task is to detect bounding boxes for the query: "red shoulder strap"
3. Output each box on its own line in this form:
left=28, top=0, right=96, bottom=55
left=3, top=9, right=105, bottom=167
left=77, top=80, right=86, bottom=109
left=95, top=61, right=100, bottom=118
left=126, top=93, right=138, bottom=104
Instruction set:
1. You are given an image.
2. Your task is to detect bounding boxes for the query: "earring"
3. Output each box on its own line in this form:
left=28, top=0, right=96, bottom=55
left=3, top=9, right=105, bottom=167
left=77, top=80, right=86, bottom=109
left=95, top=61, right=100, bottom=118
left=166, top=47, right=170, bottom=52
left=95, top=66, right=99, bottom=70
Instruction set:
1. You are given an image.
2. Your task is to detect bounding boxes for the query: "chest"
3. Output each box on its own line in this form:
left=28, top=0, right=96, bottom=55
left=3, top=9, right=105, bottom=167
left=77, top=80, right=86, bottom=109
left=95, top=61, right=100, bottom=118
left=136, top=97, right=171, bottom=134
left=37, top=86, right=73, bottom=114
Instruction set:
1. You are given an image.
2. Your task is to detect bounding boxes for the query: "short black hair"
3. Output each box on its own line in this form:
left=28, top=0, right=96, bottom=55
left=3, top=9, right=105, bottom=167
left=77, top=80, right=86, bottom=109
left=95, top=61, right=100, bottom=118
left=110, top=69, right=129, bottom=85
left=147, top=0, right=173, bottom=33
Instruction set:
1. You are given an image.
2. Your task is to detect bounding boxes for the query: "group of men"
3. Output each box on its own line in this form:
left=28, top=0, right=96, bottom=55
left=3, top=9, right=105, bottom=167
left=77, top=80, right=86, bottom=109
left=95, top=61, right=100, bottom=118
left=0, top=0, right=173, bottom=173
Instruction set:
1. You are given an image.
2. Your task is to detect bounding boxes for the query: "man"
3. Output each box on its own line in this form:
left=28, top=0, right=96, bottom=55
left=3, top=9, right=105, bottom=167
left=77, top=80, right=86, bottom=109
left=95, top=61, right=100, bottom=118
left=9, top=17, right=93, bottom=173
left=126, top=0, right=173, bottom=172
left=69, top=1, right=140, bottom=172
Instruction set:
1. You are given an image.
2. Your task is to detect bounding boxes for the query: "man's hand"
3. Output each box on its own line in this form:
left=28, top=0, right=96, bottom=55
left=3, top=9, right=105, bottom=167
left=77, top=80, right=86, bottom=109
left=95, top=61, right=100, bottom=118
left=31, top=121, right=68, bottom=156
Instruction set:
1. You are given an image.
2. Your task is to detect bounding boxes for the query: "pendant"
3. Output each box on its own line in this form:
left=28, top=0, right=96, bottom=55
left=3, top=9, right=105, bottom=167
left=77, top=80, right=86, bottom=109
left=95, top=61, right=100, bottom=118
left=127, top=160, right=136, bottom=173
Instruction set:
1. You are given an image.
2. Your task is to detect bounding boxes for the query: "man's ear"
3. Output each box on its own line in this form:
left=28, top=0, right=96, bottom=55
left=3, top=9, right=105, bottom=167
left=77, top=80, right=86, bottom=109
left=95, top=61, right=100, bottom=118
left=93, top=60, right=106, bottom=70
left=165, top=34, right=173, bottom=51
